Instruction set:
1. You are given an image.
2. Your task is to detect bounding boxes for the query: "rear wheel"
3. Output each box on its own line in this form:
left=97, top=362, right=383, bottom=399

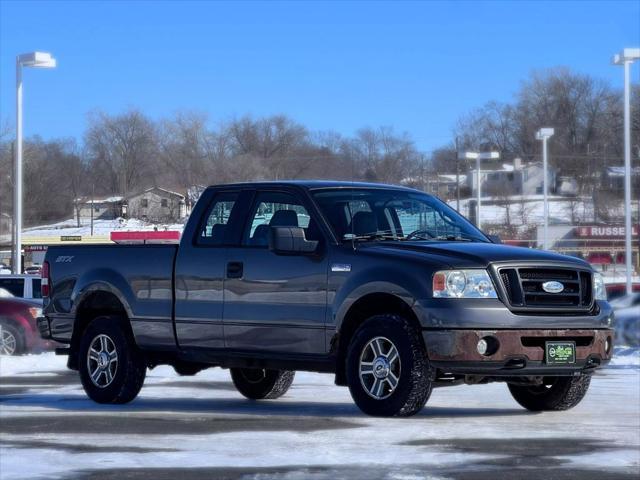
left=508, top=375, right=591, bottom=411
left=0, top=321, right=25, bottom=356
left=78, top=316, right=146, bottom=404
left=346, top=314, right=432, bottom=417
left=230, top=368, right=295, bottom=400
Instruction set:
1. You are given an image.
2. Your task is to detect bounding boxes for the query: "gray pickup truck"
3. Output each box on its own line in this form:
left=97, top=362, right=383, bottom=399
left=39, top=181, right=614, bottom=416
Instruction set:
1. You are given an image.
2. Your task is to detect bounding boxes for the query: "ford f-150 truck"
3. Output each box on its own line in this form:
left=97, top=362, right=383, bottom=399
left=39, top=181, right=614, bottom=416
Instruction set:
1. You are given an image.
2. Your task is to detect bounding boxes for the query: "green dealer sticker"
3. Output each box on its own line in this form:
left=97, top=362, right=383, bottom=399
left=545, top=341, right=576, bottom=365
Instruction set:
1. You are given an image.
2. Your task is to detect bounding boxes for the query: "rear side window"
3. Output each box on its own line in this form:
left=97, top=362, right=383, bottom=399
left=32, top=279, right=42, bottom=299
left=0, top=278, right=25, bottom=297
left=243, top=191, right=312, bottom=247
left=197, top=192, right=239, bottom=246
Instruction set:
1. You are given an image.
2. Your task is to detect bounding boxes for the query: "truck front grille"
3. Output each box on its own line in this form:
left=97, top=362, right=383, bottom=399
left=498, top=266, right=593, bottom=312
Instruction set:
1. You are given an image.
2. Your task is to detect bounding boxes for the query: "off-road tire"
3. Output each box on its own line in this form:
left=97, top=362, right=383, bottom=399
left=78, top=315, right=146, bottom=404
left=0, top=320, right=26, bottom=355
left=508, top=375, right=591, bottom=411
left=346, top=314, right=432, bottom=417
left=230, top=368, right=295, bottom=400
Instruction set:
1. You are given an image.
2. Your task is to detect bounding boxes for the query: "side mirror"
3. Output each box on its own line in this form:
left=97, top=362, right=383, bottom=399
left=269, top=226, right=318, bottom=254
left=487, top=234, right=502, bottom=244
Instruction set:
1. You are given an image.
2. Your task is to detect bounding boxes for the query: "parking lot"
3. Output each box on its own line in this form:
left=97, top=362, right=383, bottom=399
left=0, top=350, right=638, bottom=480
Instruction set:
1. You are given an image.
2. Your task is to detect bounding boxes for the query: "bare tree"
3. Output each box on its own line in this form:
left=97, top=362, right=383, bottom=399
left=84, top=109, right=157, bottom=196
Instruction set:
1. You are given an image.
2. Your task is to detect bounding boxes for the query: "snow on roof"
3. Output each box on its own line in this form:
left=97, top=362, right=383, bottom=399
left=606, top=166, right=640, bottom=177
left=127, top=187, right=185, bottom=200
left=438, top=174, right=467, bottom=183
left=76, top=196, right=124, bottom=204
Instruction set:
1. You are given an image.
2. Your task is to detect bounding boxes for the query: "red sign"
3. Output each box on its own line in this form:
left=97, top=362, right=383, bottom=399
left=110, top=231, right=181, bottom=244
left=24, top=245, right=48, bottom=252
left=576, top=226, right=639, bottom=238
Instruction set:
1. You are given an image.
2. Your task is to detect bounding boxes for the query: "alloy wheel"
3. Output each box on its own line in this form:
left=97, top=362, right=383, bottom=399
left=87, top=334, right=118, bottom=388
left=359, top=336, right=401, bottom=400
left=0, top=325, right=17, bottom=355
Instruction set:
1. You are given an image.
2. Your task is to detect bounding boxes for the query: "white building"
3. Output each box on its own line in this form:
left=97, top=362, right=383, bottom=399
left=76, top=197, right=125, bottom=220
left=467, top=158, right=556, bottom=197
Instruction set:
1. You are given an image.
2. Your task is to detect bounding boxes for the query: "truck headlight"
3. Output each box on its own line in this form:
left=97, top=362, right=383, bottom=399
left=593, top=272, right=607, bottom=301
left=433, top=270, right=498, bottom=298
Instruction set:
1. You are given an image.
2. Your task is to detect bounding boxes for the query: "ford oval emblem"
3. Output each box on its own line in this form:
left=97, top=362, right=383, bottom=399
left=542, top=281, right=564, bottom=294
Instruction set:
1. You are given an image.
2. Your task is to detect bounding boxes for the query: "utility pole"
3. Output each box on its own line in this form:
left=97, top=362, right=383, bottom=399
left=455, top=136, right=460, bottom=211
left=536, top=128, right=554, bottom=250
left=91, top=184, right=95, bottom=237
left=613, top=48, right=640, bottom=295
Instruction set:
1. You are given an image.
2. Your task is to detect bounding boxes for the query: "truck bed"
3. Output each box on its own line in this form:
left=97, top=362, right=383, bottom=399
left=44, top=244, right=178, bottom=348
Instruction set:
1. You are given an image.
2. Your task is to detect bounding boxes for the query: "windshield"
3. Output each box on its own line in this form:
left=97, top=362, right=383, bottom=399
left=311, top=188, right=489, bottom=243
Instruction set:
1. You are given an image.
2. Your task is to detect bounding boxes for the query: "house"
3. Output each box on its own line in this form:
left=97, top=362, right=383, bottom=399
left=126, top=187, right=187, bottom=223
left=601, top=166, right=640, bottom=191
left=76, top=197, right=125, bottom=220
left=467, top=158, right=556, bottom=197
left=400, top=175, right=467, bottom=199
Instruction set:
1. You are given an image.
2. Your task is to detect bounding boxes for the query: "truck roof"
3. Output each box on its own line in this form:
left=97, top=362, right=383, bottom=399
left=205, top=180, right=421, bottom=192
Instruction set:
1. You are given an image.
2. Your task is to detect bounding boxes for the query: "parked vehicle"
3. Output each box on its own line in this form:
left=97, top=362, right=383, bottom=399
left=605, top=282, right=640, bottom=301
left=0, top=265, right=11, bottom=275
left=0, top=297, right=45, bottom=355
left=0, top=275, right=43, bottom=305
left=610, top=292, right=640, bottom=310
left=613, top=307, right=640, bottom=347
left=610, top=293, right=640, bottom=347
left=25, top=264, right=42, bottom=276
left=39, top=181, right=614, bottom=416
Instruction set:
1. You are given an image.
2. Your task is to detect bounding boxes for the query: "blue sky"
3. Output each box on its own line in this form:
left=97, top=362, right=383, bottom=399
left=1, top=0, right=639, bottom=151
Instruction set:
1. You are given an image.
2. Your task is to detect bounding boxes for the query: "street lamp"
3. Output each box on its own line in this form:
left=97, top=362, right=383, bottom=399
left=536, top=128, right=554, bottom=250
left=613, top=48, right=640, bottom=295
left=12, top=52, right=56, bottom=274
left=461, top=151, right=500, bottom=230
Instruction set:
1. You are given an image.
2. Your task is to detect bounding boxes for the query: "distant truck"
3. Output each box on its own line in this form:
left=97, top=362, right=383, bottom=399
left=39, top=182, right=614, bottom=416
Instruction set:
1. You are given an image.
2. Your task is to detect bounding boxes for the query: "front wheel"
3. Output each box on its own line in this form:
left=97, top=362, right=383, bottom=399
left=508, top=375, right=591, bottom=411
left=78, top=316, right=147, bottom=404
left=230, top=368, right=295, bottom=400
left=346, top=314, right=432, bottom=417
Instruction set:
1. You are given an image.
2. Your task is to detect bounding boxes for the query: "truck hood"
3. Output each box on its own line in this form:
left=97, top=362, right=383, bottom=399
left=359, top=241, right=591, bottom=270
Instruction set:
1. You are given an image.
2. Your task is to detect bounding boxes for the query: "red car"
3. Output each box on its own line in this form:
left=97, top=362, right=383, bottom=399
left=0, top=297, right=49, bottom=355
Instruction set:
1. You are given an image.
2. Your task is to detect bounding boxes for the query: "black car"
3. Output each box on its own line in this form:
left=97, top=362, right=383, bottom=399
left=39, top=181, right=613, bottom=416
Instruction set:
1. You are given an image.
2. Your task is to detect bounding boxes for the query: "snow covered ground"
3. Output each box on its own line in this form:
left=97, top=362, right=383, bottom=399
left=23, top=218, right=184, bottom=238
left=1, top=349, right=638, bottom=480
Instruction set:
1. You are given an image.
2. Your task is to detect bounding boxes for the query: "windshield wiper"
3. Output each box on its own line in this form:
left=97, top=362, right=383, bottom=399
left=343, top=231, right=400, bottom=242
left=433, top=235, right=474, bottom=242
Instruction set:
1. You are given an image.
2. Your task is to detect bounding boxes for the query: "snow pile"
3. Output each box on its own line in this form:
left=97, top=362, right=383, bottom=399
left=610, top=346, right=640, bottom=367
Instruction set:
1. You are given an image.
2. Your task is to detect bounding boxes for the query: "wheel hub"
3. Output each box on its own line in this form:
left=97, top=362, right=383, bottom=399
left=98, top=352, right=109, bottom=368
left=373, top=357, right=390, bottom=379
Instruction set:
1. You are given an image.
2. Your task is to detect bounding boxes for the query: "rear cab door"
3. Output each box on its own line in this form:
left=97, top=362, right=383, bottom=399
left=173, top=187, right=252, bottom=349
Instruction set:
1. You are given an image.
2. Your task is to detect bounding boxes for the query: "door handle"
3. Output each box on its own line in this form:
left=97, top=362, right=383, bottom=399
left=226, top=261, right=243, bottom=279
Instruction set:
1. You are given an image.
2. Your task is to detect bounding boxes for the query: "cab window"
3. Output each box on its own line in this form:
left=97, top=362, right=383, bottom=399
left=197, top=192, right=239, bottom=246
left=243, top=191, right=317, bottom=247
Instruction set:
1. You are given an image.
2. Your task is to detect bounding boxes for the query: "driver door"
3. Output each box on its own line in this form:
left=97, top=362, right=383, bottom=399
left=223, top=189, right=329, bottom=354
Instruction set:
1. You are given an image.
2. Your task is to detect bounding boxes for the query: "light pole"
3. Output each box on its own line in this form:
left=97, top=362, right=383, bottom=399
left=613, top=48, right=639, bottom=295
left=536, top=128, right=554, bottom=250
left=13, top=52, right=56, bottom=274
left=461, top=151, right=500, bottom=230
